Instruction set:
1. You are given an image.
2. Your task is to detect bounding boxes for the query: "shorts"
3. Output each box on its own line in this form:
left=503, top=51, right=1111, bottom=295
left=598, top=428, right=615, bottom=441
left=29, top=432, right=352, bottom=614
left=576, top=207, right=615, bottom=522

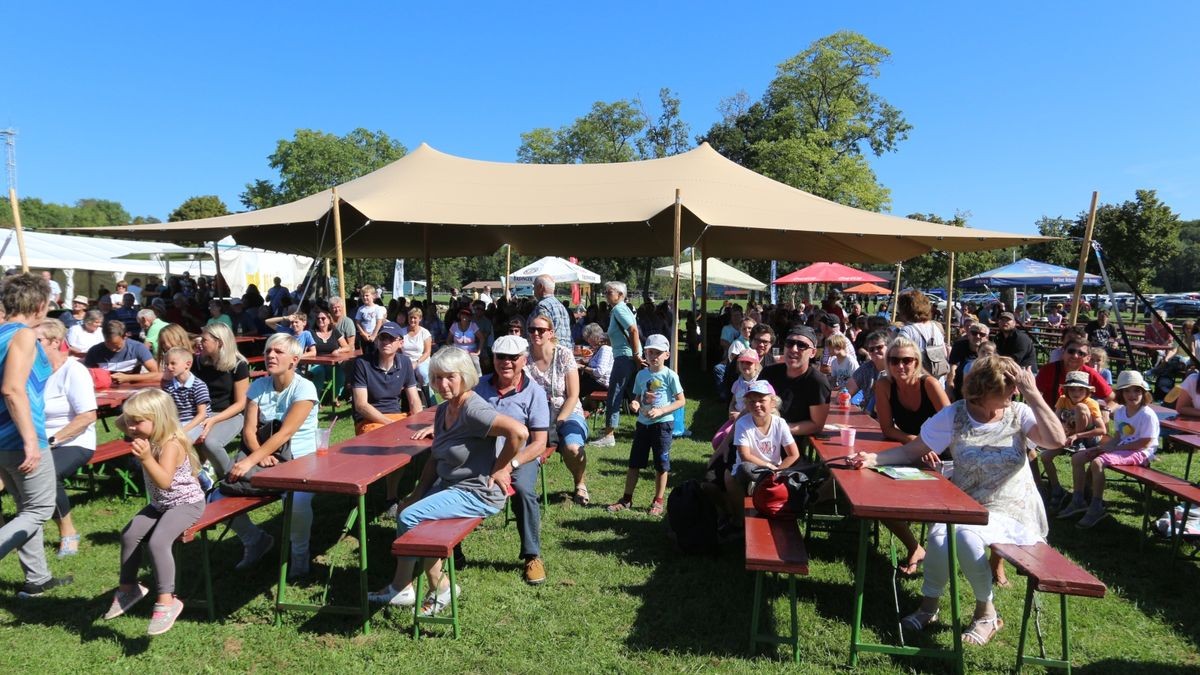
left=355, top=412, right=407, bottom=436
left=629, top=421, right=672, bottom=473
left=1094, top=448, right=1154, bottom=468
left=555, top=412, right=589, bottom=450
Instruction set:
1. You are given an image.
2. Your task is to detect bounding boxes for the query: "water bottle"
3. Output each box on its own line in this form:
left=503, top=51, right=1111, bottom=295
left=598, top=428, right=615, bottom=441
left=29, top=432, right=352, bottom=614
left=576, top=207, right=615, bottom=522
left=837, top=387, right=851, bottom=408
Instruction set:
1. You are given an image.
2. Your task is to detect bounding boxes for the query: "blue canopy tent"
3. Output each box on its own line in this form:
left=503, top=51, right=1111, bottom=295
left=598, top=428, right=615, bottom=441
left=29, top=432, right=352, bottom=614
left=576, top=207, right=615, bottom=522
left=959, top=258, right=1102, bottom=288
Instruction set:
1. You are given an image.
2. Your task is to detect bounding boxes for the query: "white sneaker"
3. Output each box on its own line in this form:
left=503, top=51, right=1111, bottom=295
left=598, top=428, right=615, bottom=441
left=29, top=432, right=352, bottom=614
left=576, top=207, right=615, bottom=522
left=419, top=584, right=461, bottom=617
left=588, top=435, right=616, bottom=448
left=368, top=584, right=416, bottom=607
left=235, top=532, right=274, bottom=571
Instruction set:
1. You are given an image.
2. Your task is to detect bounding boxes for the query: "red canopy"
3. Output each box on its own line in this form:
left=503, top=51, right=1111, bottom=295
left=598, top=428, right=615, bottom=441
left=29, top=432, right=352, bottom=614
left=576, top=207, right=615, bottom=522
left=773, top=262, right=886, bottom=285
left=842, top=282, right=892, bottom=295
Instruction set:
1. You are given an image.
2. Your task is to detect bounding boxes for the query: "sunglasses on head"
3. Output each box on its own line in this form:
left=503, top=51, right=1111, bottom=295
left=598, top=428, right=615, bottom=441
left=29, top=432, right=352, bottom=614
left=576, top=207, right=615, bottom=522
left=784, top=339, right=813, bottom=350
left=888, top=356, right=918, bottom=367
left=494, top=353, right=523, bottom=362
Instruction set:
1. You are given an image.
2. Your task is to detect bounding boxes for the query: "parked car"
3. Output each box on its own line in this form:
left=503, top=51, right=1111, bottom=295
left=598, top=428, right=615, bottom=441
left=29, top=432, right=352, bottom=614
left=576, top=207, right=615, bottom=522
left=1147, top=297, right=1200, bottom=319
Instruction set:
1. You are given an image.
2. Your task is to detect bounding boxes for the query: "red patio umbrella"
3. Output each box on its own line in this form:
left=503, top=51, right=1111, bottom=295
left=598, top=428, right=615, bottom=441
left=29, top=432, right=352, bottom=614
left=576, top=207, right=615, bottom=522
left=773, top=262, right=886, bottom=285
left=842, top=282, right=892, bottom=295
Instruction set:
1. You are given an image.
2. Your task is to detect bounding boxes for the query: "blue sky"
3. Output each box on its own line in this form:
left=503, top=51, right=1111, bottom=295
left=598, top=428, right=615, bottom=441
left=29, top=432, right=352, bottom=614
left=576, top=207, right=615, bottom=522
left=3, top=2, right=1197, bottom=235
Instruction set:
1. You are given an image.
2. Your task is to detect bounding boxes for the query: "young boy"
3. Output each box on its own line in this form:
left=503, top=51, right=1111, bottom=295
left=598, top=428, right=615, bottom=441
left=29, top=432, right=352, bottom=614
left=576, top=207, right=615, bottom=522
left=355, top=284, right=387, bottom=357
left=162, top=346, right=211, bottom=440
left=607, top=334, right=685, bottom=517
left=1042, top=370, right=1106, bottom=509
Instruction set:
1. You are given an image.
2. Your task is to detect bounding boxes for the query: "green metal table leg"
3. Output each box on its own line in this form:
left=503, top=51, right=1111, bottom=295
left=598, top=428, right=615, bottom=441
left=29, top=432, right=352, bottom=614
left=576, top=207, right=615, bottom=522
left=1016, top=580, right=1035, bottom=671
left=749, top=571, right=763, bottom=654
left=357, top=494, right=370, bottom=634
left=539, top=462, right=549, bottom=508
left=947, top=524, right=964, bottom=675
left=1060, top=594, right=1071, bottom=674
left=201, top=529, right=215, bottom=621
left=788, top=574, right=799, bottom=663
left=849, top=518, right=870, bottom=666
left=412, top=558, right=425, bottom=639
left=448, top=554, right=460, bottom=639
left=274, top=492, right=294, bottom=627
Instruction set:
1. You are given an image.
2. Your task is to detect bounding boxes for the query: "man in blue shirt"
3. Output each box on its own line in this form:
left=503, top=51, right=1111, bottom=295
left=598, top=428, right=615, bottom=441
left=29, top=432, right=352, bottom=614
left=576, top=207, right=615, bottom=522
left=84, top=321, right=159, bottom=384
left=531, top=274, right=572, bottom=345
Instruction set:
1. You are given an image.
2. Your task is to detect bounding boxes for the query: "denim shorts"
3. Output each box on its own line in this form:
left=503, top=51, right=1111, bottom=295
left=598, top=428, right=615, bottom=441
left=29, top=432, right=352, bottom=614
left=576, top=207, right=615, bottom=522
left=556, top=411, right=589, bottom=450
left=629, top=421, right=673, bottom=473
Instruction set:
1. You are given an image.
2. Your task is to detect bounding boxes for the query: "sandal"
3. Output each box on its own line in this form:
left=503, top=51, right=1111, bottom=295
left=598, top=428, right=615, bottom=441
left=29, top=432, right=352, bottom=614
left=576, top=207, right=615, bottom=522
left=573, top=485, right=590, bottom=506
left=962, top=615, right=1004, bottom=646
left=57, top=534, right=81, bottom=558
left=648, top=499, right=664, bottom=517
left=900, top=608, right=940, bottom=632
left=607, top=498, right=632, bottom=513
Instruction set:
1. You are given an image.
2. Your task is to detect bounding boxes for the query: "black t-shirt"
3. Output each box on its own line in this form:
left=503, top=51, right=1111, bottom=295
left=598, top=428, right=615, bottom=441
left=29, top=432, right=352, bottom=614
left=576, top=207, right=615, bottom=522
left=995, top=329, right=1037, bottom=370
left=193, top=359, right=250, bottom=413
left=313, top=329, right=344, bottom=355
left=759, top=363, right=831, bottom=427
left=948, top=337, right=976, bottom=395
left=1085, top=321, right=1117, bottom=348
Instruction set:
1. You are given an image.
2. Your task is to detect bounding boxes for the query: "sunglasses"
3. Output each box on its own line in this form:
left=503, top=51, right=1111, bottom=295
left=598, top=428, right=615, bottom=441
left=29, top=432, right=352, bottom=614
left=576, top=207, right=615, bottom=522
left=494, top=353, right=523, bottom=362
left=1065, top=348, right=1088, bottom=356
left=529, top=326, right=552, bottom=336
left=969, top=330, right=989, bottom=337
left=888, top=356, right=918, bottom=367
left=784, top=339, right=814, bottom=350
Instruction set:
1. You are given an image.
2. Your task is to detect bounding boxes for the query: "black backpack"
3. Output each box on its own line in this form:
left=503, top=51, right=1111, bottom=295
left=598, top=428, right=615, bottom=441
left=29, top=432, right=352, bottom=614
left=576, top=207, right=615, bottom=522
left=666, top=480, right=720, bottom=555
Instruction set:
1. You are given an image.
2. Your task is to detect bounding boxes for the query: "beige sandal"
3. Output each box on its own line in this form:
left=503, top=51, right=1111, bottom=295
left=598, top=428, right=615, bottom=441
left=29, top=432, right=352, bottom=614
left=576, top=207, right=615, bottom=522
left=962, top=615, right=1004, bottom=646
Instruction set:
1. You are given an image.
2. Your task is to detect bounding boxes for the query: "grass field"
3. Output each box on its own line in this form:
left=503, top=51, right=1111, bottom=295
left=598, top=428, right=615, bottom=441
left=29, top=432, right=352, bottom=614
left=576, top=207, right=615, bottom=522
left=2, top=352, right=1199, bottom=673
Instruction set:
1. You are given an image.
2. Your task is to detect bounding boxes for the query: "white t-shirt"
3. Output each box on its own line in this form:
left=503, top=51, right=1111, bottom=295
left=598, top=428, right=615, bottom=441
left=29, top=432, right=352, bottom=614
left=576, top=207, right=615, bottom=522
left=1114, top=405, right=1160, bottom=454
left=400, top=326, right=431, bottom=362
left=66, top=324, right=104, bottom=354
left=827, top=353, right=859, bottom=389
left=920, top=401, right=1037, bottom=454
left=44, top=359, right=98, bottom=450
left=355, top=304, right=386, bottom=335
left=1181, top=372, right=1200, bottom=407
left=733, top=414, right=795, bottom=468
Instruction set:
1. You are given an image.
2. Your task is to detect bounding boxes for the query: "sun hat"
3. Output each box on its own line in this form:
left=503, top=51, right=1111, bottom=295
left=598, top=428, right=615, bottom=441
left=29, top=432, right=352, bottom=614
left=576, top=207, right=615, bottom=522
left=644, top=334, right=671, bottom=353
left=1115, top=369, right=1151, bottom=392
left=744, top=380, right=775, bottom=397
left=492, top=335, right=528, bottom=355
left=72, top=295, right=89, bottom=305
left=1063, top=371, right=1094, bottom=391
left=737, top=349, right=761, bottom=363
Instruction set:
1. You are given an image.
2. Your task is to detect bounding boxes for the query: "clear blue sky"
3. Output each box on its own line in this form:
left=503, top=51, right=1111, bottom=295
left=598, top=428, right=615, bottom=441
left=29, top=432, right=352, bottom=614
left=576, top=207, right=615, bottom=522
left=3, top=2, right=1197, bottom=235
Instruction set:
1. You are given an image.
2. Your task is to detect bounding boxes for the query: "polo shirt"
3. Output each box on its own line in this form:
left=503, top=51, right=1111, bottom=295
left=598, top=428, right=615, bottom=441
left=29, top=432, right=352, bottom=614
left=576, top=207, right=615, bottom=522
left=164, top=372, right=211, bottom=423
left=350, top=353, right=417, bottom=421
left=143, top=318, right=169, bottom=353
left=84, top=339, right=154, bottom=373
left=474, top=373, right=550, bottom=456
left=608, top=301, right=637, bottom=358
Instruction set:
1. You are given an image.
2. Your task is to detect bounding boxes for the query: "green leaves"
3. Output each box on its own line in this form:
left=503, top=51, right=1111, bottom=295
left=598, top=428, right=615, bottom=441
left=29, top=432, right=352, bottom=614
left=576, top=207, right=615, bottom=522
left=0, top=197, right=156, bottom=229
left=168, top=195, right=229, bottom=222
left=516, top=89, right=691, bottom=164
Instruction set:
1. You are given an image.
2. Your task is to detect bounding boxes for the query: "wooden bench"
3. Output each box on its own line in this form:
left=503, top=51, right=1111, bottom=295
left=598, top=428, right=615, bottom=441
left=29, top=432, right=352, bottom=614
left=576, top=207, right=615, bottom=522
left=991, top=543, right=1106, bottom=672
left=80, top=439, right=139, bottom=497
left=744, top=498, right=809, bottom=663
left=1109, top=464, right=1200, bottom=560
left=177, top=495, right=278, bottom=620
left=391, top=516, right=483, bottom=639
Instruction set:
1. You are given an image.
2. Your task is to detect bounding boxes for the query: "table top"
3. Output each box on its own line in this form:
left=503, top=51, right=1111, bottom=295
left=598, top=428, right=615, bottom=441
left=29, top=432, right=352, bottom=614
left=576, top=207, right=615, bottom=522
left=1162, top=416, right=1200, bottom=435
left=825, top=406, right=881, bottom=432
left=811, top=434, right=893, bottom=464
left=251, top=408, right=435, bottom=495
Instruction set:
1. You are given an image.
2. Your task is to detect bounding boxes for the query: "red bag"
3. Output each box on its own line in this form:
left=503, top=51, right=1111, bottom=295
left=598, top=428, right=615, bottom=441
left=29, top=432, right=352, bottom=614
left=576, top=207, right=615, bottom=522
left=751, top=468, right=817, bottom=520
left=88, top=367, right=113, bottom=390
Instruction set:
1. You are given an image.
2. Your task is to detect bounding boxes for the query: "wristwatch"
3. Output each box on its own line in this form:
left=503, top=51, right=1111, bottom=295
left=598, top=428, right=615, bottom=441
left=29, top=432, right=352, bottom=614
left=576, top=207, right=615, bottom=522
left=48, top=435, right=57, bottom=448
left=510, top=458, right=520, bottom=470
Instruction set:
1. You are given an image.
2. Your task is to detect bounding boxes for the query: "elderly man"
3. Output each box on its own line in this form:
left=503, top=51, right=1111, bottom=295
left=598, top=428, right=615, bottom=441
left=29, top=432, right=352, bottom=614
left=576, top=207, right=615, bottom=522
left=993, top=311, right=1037, bottom=370
left=83, top=320, right=159, bottom=383
left=329, top=297, right=357, bottom=350
left=474, top=335, right=551, bottom=585
left=530, top=274, right=572, bottom=345
left=138, top=308, right=169, bottom=354
left=948, top=321, right=992, bottom=401
left=759, top=326, right=830, bottom=439
left=590, top=281, right=642, bottom=448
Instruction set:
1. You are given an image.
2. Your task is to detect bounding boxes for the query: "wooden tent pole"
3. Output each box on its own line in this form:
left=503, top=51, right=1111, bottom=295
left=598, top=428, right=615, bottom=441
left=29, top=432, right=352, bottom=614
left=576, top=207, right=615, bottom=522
left=323, top=258, right=331, bottom=299
left=700, top=238, right=709, bottom=370
left=1069, top=191, right=1100, bottom=326
left=212, top=241, right=223, bottom=298
left=332, top=188, right=347, bottom=307
left=8, top=187, right=28, bottom=272
left=891, top=263, right=903, bottom=318
left=505, top=243, right=512, bottom=300
left=689, top=245, right=697, bottom=350
left=423, top=224, right=433, bottom=306
left=670, top=189, right=682, bottom=373
left=945, top=252, right=956, bottom=338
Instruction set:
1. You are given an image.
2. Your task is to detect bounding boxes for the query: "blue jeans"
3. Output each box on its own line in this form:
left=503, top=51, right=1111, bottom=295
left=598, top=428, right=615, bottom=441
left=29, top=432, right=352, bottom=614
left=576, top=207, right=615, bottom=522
left=510, top=461, right=541, bottom=558
left=606, top=356, right=637, bottom=429
left=398, top=485, right=500, bottom=538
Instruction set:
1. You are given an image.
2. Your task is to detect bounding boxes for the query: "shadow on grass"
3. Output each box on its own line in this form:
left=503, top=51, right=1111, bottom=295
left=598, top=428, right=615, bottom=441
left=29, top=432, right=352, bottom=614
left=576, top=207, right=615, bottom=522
left=1078, top=659, right=1200, bottom=674
left=0, top=595, right=153, bottom=656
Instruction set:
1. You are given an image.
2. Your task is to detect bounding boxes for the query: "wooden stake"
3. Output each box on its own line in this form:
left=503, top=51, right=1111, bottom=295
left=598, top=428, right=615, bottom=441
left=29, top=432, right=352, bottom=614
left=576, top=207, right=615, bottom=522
left=8, top=187, right=28, bottom=272
left=1069, top=191, right=1100, bottom=326
left=332, top=188, right=346, bottom=307
left=945, top=252, right=956, bottom=338
left=671, top=189, right=682, bottom=372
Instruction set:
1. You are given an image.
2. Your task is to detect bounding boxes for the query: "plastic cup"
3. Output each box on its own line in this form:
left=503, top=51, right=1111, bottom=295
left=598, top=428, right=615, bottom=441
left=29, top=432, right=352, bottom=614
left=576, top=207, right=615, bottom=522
left=316, top=428, right=332, bottom=456
left=839, top=427, right=856, bottom=447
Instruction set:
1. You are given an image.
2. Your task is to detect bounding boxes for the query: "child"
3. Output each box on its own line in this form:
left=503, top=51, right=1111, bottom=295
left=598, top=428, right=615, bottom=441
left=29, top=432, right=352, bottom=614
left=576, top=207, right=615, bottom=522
left=162, top=347, right=211, bottom=440
left=608, top=334, right=685, bottom=516
left=1060, top=370, right=1159, bottom=528
left=724, top=381, right=799, bottom=527
left=822, top=334, right=859, bottom=390
left=705, top=350, right=766, bottom=485
left=1041, top=371, right=1105, bottom=508
left=1089, top=347, right=1113, bottom=386
left=961, top=341, right=996, bottom=380
left=106, top=389, right=205, bottom=635
left=355, top=284, right=387, bottom=357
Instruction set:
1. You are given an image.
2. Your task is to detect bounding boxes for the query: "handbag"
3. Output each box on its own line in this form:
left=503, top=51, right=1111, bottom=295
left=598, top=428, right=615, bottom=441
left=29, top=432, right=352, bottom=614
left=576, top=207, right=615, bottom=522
left=218, top=418, right=293, bottom=497
left=915, top=323, right=951, bottom=378
left=749, top=464, right=825, bottom=520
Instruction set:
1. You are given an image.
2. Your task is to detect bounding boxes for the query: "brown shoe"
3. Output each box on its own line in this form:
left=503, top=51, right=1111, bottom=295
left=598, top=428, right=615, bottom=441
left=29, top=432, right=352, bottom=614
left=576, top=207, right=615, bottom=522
left=523, top=557, right=547, bottom=586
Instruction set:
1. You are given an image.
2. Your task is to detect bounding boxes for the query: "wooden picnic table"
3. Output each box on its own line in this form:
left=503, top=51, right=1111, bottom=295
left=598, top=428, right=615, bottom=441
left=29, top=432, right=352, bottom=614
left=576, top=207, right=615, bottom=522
left=251, top=407, right=435, bottom=633
left=300, top=350, right=362, bottom=409
left=811, top=434, right=989, bottom=674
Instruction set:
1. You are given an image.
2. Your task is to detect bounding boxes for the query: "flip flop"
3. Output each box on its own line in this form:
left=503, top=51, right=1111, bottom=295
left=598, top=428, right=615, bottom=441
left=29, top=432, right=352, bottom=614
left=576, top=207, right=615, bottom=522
left=962, top=615, right=1004, bottom=646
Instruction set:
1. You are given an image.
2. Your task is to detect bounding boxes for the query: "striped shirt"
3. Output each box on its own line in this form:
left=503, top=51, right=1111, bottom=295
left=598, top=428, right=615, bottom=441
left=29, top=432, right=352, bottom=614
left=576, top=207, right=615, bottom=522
left=534, top=295, right=573, bottom=345
left=0, top=323, right=51, bottom=450
left=164, top=372, right=211, bottom=423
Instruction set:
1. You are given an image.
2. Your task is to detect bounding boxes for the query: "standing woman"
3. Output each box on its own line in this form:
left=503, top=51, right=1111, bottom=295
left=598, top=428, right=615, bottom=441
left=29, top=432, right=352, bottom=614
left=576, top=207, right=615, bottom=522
left=192, top=323, right=250, bottom=480
left=401, top=307, right=434, bottom=389
left=0, top=273, right=72, bottom=596
left=308, top=307, right=351, bottom=405
left=591, top=281, right=642, bottom=448
left=527, top=314, right=591, bottom=505
left=36, top=319, right=98, bottom=557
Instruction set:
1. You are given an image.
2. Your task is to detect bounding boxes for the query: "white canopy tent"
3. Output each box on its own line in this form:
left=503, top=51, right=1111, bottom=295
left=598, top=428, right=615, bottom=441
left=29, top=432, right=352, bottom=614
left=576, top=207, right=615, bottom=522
left=507, top=256, right=601, bottom=285
left=654, top=257, right=767, bottom=291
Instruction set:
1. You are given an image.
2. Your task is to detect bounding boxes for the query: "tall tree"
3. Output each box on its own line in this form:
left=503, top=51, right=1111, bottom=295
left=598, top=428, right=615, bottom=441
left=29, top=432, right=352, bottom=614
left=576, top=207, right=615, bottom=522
left=1, top=197, right=154, bottom=228
left=1091, top=189, right=1180, bottom=290
left=699, top=31, right=910, bottom=211
left=240, top=128, right=407, bottom=209
left=1022, top=216, right=1080, bottom=268
left=1155, top=219, right=1200, bottom=292
left=169, top=195, right=229, bottom=222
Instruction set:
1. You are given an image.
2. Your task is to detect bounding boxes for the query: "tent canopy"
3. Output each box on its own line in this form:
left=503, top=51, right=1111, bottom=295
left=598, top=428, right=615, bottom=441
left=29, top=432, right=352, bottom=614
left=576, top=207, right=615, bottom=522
left=1, top=227, right=204, bottom=275
left=843, top=282, right=892, bottom=295
left=76, top=143, right=1046, bottom=263
left=774, top=262, right=887, bottom=285
left=959, top=258, right=1102, bottom=288
left=507, top=256, right=600, bottom=284
left=654, top=258, right=766, bottom=291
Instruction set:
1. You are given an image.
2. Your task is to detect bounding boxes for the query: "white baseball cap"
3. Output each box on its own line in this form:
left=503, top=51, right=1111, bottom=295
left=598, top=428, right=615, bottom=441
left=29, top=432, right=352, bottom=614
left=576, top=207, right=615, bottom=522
left=644, top=334, right=671, bottom=354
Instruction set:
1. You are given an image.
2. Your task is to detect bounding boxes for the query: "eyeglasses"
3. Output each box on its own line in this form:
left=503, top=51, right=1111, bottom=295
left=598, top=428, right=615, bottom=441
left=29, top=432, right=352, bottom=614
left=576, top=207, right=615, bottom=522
left=784, top=339, right=814, bottom=350
left=494, top=353, right=523, bottom=362
left=888, top=356, right=918, bottom=367
left=1065, top=348, right=1088, bottom=356
left=528, top=326, right=552, bottom=336
left=752, top=339, right=773, bottom=346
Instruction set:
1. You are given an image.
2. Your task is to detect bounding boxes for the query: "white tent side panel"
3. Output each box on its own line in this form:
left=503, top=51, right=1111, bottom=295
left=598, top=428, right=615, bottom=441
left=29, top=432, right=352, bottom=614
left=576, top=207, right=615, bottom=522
left=217, top=248, right=313, bottom=298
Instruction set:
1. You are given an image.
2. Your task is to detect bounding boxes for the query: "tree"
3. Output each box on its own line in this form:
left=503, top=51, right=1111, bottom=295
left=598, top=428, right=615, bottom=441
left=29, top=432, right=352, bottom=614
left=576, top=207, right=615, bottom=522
left=1, top=197, right=153, bottom=228
left=169, top=195, right=229, bottom=222
left=699, top=31, right=910, bottom=211
left=1091, top=189, right=1180, bottom=290
left=1022, top=216, right=1080, bottom=268
left=240, top=128, right=407, bottom=209
left=1155, top=219, right=1200, bottom=292
left=518, top=100, right=646, bottom=164
left=637, top=88, right=692, bottom=160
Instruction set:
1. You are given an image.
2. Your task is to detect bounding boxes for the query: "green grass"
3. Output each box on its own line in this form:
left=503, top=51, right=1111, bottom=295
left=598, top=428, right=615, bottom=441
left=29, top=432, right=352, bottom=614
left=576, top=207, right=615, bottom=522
left=2, top=353, right=1199, bottom=673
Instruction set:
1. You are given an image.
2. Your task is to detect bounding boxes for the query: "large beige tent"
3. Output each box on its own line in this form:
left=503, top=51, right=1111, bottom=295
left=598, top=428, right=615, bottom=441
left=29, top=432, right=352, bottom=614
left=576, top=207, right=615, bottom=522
left=82, top=143, right=1042, bottom=263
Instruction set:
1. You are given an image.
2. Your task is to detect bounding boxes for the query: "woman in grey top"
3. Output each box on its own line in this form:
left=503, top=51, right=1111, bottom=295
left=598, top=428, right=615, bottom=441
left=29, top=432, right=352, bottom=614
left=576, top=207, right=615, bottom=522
left=369, top=347, right=528, bottom=616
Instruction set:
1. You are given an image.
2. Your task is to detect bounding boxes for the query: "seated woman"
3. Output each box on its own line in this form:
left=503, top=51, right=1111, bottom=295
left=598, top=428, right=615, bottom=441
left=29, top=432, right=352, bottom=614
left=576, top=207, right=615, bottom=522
left=37, top=318, right=99, bottom=557
left=369, top=347, right=528, bottom=614
left=193, top=323, right=250, bottom=481
left=850, top=356, right=1066, bottom=646
left=577, top=322, right=612, bottom=400
left=308, top=307, right=351, bottom=404
left=66, top=309, right=105, bottom=358
left=399, top=308, right=433, bottom=390
left=872, top=336, right=950, bottom=574
left=527, top=314, right=590, bottom=505
left=448, top=307, right=482, bottom=374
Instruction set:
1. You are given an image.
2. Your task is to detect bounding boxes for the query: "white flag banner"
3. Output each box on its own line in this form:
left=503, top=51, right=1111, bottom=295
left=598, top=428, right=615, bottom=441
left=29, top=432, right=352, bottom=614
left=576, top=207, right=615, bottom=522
left=392, top=259, right=405, bottom=298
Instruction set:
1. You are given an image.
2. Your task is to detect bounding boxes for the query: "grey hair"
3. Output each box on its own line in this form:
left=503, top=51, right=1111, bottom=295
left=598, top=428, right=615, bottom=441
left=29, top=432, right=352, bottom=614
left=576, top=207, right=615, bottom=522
left=535, top=275, right=555, bottom=293
left=137, top=308, right=157, bottom=322
left=84, top=309, right=104, bottom=324
left=429, top=345, right=480, bottom=390
left=582, top=322, right=607, bottom=343
left=604, top=281, right=627, bottom=297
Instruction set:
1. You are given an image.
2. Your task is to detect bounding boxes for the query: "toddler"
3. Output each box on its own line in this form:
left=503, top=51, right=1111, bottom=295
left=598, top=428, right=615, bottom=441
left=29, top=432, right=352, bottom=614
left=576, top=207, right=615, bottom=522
left=822, top=334, right=859, bottom=390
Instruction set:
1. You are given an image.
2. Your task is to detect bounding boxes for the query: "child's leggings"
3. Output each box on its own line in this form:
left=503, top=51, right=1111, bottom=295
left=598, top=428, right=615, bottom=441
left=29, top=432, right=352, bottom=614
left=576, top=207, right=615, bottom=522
left=119, top=501, right=205, bottom=595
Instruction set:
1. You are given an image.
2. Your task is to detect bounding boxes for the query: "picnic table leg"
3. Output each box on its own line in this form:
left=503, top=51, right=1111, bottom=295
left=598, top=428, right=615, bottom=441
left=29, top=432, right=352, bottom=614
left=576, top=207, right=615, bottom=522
left=749, top=571, right=763, bottom=654
left=274, top=492, right=294, bottom=627
left=947, top=524, right=964, bottom=675
left=201, top=529, right=215, bottom=621
left=1059, top=594, right=1071, bottom=673
left=788, top=574, right=799, bottom=663
left=1186, top=445, right=1195, bottom=482
left=848, top=518, right=870, bottom=666
left=1138, top=483, right=1153, bottom=552
left=357, top=494, right=371, bottom=635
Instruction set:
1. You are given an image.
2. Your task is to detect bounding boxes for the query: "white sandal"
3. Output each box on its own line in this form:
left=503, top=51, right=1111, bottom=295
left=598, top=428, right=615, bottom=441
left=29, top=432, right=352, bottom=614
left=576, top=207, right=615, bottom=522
left=962, top=615, right=1004, bottom=645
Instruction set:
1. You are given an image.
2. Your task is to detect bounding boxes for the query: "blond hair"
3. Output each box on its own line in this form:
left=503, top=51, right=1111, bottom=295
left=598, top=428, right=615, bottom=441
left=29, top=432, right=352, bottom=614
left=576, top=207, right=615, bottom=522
left=826, top=334, right=850, bottom=352
left=118, top=389, right=201, bottom=476
left=886, top=336, right=925, bottom=377
left=961, top=355, right=1016, bottom=404
left=200, top=322, right=247, bottom=372
left=165, top=346, right=193, bottom=364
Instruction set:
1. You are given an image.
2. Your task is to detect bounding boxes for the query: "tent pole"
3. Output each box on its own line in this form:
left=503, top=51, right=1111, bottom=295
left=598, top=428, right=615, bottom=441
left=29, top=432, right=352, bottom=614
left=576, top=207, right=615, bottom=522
left=8, top=187, right=28, bottom=272
left=689, top=246, right=697, bottom=351
left=212, top=241, right=223, bottom=298
left=700, top=239, right=709, bottom=370
left=671, top=189, right=682, bottom=373
left=332, top=188, right=347, bottom=307
left=423, top=224, right=433, bottom=306
left=1069, top=191, right=1099, bottom=326
left=505, top=244, right=512, bottom=300
left=945, top=252, right=956, bottom=338
left=324, top=258, right=331, bottom=299
left=891, top=263, right=903, bottom=318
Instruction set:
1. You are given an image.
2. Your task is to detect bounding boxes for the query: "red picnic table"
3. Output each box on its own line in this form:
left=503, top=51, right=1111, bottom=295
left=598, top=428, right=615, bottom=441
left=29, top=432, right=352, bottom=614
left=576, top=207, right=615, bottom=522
left=1159, top=415, right=1200, bottom=480
left=251, top=407, right=435, bottom=633
left=300, top=350, right=362, bottom=409
left=811, top=434, right=989, bottom=675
